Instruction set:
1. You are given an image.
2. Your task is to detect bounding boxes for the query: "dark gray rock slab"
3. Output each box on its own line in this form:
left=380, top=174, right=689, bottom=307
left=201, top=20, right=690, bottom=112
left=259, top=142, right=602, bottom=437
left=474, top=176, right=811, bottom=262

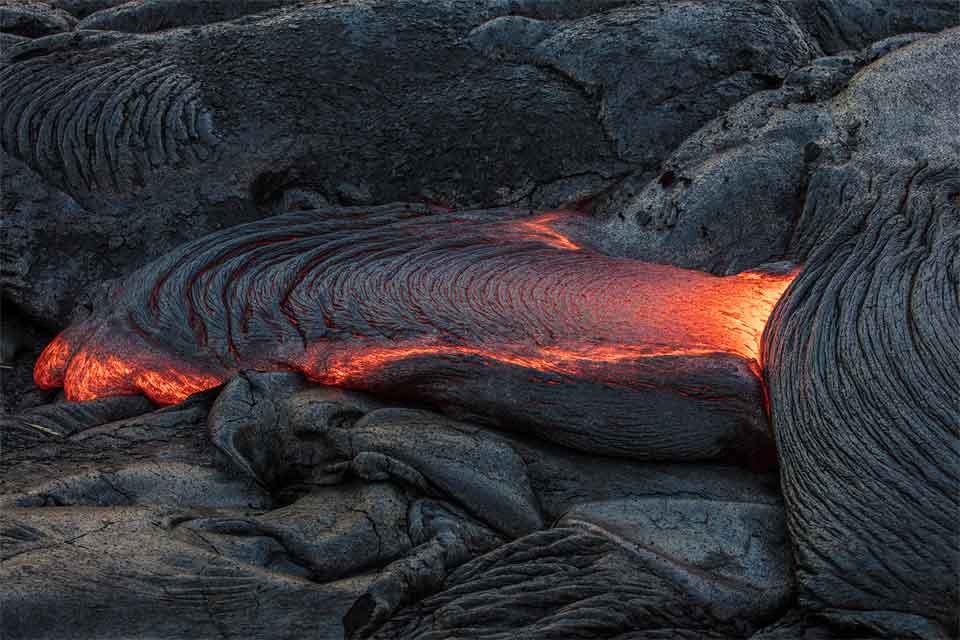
left=0, top=390, right=215, bottom=497
left=44, top=0, right=130, bottom=19
left=372, top=519, right=785, bottom=640
left=2, top=373, right=791, bottom=638
left=594, top=27, right=959, bottom=275
left=1, top=394, right=153, bottom=440
left=510, top=433, right=782, bottom=522
left=781, top=0, right=958, bottom=54
left=0, top=1, right=76, bottom=38
left=331, top=408, right=544, bottom=539
left=559, top=497, right=791, bottom=624
left=0, top=505, right=372, bottom=640
left=75, top=0, right=300, bottom=32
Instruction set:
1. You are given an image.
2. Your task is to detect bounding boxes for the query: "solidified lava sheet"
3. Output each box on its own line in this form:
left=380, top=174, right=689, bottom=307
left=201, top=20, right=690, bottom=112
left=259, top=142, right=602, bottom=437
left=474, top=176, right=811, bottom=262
left=35, top=206, right=795, bottom=462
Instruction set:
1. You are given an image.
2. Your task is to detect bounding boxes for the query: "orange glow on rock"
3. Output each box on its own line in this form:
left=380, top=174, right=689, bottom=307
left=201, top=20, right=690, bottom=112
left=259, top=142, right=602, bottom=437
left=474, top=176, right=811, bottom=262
left=48, top=342, right=225, bottom=405
left=312, top=343, right=719, bottom=387
left=33, top=333, right=72, bottom=388
left=33, top=208, right=797, bottom=406
left=512, top=213, right=581, bottom=251
left=304, top=268, right=796, bottom=389
left=131, top=369, right=225, bottom=406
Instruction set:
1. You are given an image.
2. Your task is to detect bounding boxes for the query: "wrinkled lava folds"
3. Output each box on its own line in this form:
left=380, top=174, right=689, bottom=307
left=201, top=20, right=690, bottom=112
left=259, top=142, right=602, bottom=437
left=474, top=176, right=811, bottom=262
left=36, top=207, right=796, bottom=406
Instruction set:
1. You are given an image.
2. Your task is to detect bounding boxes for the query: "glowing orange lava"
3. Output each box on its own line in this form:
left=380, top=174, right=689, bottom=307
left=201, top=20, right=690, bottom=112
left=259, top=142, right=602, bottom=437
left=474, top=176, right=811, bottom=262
left=33, top=333, right=73, bottom=388
left=33, top=209, right=797, bottom=406
left=305, top=268, right=796, bottom=390
left=513, top=213, right=581, bottom=251
left=57, top=347, right=224, bottom=405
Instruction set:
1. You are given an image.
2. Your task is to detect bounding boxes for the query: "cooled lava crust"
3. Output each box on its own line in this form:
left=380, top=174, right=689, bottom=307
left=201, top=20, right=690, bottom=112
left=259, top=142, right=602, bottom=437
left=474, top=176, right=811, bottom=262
left=35, top=205, right=796, bottom=466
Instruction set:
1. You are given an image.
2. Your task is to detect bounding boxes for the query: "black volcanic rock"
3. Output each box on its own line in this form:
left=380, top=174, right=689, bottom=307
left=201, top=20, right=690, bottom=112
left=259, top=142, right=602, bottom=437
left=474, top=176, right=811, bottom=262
left=761, top=28, right=960, bottom=637
left=1, top=371, right=785, bottom=639
left=1, top=3, right=957, bottom=640
left=594, top=29, right=959, bottom=274
left=5, top=0, right=955, bottom=336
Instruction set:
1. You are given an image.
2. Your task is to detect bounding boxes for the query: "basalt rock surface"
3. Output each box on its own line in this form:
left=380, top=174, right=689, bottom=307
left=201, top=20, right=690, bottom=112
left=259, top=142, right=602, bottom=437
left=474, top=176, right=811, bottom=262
left=2, top=0, right=955, bottom=340
left=2, top=2, right=958, bottom=640
left=595, top=28, right=960, bottom=274
left=760, top=30, right=960, bottom=638
left=2, top=371, right=787, bottom=640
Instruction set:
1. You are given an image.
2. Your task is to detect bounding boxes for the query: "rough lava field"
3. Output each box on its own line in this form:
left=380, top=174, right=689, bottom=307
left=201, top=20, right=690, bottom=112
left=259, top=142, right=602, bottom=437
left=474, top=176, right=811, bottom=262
left=1, top=2, right=958, bottom=639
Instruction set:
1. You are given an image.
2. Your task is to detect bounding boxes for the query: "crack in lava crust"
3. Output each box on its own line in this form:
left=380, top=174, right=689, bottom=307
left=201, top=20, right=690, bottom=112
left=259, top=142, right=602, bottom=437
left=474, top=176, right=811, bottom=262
left=35, top=206, right=796, bottom=462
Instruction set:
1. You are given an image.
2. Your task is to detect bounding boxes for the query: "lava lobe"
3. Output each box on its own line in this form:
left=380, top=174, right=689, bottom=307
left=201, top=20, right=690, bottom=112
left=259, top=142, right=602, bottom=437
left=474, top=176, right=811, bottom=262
left=36, top=205, right=796, bottom=465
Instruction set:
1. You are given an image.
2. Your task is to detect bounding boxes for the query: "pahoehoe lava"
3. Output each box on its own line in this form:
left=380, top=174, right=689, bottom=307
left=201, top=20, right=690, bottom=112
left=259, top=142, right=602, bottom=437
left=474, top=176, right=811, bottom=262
left=35, top=205, right=796, bottom=465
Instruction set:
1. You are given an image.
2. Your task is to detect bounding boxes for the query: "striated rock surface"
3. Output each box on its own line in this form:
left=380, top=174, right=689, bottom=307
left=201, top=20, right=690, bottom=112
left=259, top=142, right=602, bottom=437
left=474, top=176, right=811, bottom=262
left=1, top=3, right=957, bottom=639
left=761, top=28, right=959, bottom=639
left=2, top=371, right=787, bottom=639
left=3, top=0, right=954, bottom=338
left=32, top=206, right=795, bottom=465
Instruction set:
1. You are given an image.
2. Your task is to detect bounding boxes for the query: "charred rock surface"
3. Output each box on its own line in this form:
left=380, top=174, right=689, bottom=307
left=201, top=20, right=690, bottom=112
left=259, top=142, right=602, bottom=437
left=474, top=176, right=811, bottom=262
left=0, top=1, right=76, bottom=38
left=374, top=499, right=790, bottom=639
left=1, top=390, right=217, bottom=498
left=1, top=504, right=373, bottom=639
left=596, top=27, right=960, bottom=274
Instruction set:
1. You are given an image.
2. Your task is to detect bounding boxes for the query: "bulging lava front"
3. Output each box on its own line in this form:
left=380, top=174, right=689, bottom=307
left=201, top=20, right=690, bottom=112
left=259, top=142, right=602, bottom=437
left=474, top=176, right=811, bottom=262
left=35, top=205, right=796, bottom=463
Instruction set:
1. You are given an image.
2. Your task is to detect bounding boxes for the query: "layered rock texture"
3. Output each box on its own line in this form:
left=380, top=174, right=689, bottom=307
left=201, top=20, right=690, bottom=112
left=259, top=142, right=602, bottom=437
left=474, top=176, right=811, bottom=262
left=761, top=35, right=960, bottom=637
left=32, top=206, right=795, bottom=465
left=3, top=0, right=956, bottom=334
left=1, top=1, right=957, bottom=639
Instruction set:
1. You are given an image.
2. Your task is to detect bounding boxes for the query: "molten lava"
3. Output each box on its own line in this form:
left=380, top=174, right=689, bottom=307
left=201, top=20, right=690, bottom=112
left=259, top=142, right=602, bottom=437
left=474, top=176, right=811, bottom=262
left=35, top=208, right=797, bottom=406
left=307, top=264, right=795, bottom=390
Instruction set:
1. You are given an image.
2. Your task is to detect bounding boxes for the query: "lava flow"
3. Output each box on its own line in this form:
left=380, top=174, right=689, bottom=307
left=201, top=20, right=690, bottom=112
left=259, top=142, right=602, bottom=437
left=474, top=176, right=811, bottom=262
left=35, top=206, right=796, bottom=413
